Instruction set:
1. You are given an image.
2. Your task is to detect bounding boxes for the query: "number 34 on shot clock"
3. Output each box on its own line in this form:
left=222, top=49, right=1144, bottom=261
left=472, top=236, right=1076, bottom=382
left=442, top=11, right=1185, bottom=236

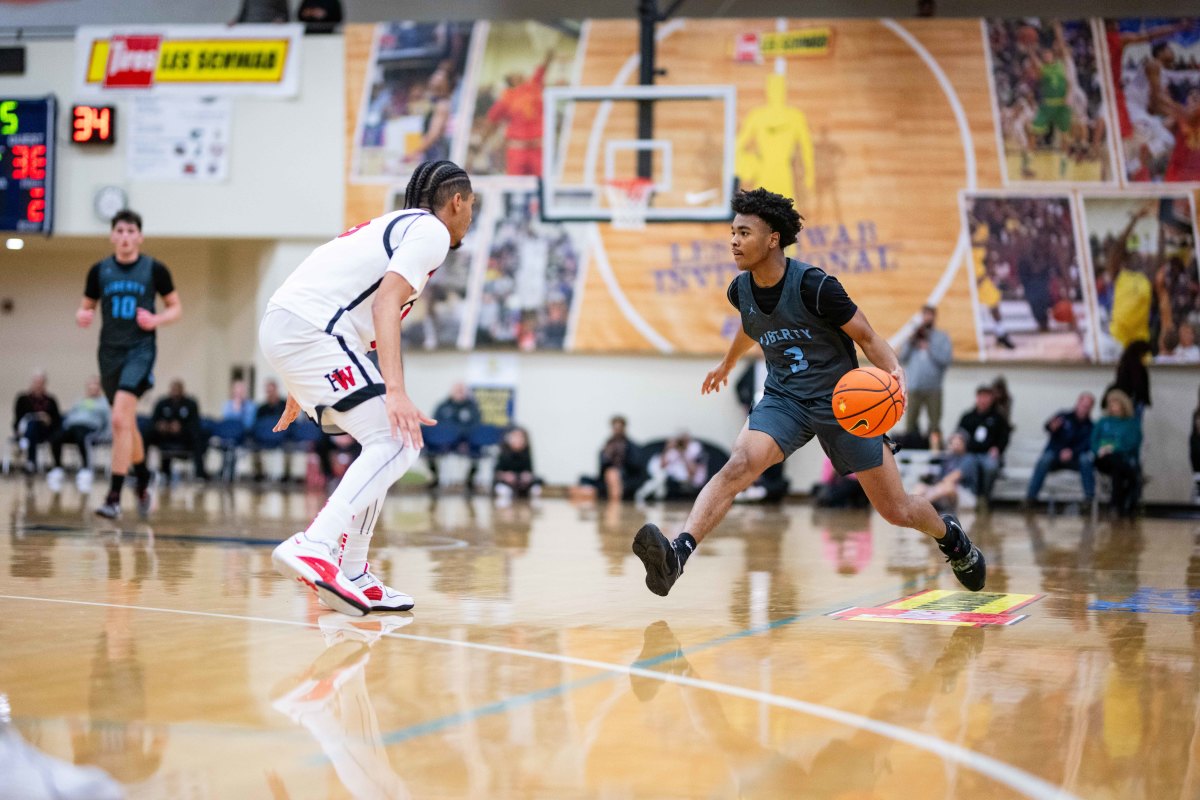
left=71, top=104, right=116, bottom=145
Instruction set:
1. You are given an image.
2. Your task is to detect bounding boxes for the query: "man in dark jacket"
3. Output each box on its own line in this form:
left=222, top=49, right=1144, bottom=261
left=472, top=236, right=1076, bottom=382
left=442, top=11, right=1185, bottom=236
left=1026, top=392, right=1095, bottom=504
left=955, top=385, right=1012, bottom=500
left=147, top=379, right=208, bottom=480
left=425, top=383, right=482, bottom=490
left=12, top=370, right=63, bottom=478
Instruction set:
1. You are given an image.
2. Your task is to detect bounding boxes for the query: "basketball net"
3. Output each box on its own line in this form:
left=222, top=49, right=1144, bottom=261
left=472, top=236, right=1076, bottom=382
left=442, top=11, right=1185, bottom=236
left=605, top=178, right=654, bottom=231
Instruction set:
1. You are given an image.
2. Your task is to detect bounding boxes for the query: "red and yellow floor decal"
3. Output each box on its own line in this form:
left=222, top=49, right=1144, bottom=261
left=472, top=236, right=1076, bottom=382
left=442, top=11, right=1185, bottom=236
left=828, top=590, right=1042, bottom=627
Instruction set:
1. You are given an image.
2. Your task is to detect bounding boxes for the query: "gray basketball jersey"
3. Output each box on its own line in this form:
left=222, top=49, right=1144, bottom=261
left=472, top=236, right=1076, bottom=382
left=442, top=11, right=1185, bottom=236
left=98, top=255, right=156, bottom=349
left=735, top=259, right=859, bottom=402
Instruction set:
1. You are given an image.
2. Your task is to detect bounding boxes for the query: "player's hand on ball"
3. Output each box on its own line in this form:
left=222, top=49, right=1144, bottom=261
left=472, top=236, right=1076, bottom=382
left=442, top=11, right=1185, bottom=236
left=702, top=361, right=733, bottom=395
left=273, top=396, right=301, bottom=432
left=889, top=366, right=908, bottom=407
left=76, top=307, right=95, bottom=328
left=387, top=393, right=435, bottom=449
left=135, top=308, right=158, bottom=331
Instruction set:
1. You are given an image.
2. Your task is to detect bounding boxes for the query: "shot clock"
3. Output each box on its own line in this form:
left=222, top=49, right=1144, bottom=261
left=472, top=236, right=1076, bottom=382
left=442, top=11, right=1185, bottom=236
left=71, top=104, right=116, bottom=145
left=0, top=96, right=55, bottom=234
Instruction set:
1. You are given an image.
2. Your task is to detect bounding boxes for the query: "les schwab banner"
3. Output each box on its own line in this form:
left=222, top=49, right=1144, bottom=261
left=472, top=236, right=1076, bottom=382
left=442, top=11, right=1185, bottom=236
left=75, top=24, right=303, bottom=97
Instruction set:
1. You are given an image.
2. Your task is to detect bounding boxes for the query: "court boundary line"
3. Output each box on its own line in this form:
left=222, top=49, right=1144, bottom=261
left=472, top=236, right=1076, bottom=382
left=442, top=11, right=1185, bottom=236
left=0, top=593, right=1078, bottom=800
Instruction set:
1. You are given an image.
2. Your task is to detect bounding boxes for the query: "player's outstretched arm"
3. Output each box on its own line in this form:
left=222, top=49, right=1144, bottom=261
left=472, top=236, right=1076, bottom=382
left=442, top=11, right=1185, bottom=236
left=373, top=272, right=435, bottom=449
left=702, top=327, right=756, bottom=395
left=841, top=309, right=907, bottom=403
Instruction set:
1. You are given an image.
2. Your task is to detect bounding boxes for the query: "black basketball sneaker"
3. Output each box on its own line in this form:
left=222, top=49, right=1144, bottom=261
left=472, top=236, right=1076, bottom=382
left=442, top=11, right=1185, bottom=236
left=938, top=513, right=986, bottom=592
left=632, top=523, right=683, bottom=597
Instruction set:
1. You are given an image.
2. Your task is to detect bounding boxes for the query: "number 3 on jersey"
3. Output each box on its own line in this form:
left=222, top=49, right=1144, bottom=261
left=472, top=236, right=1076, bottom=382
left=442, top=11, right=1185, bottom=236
left=785, top=346, right=809, bottom=374
left=111, top=295, right=137, bottom=320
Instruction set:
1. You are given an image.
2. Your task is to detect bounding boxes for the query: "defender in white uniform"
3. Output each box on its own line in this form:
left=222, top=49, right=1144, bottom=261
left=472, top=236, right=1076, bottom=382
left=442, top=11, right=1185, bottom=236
left=263, top=161, right=474, bottom=616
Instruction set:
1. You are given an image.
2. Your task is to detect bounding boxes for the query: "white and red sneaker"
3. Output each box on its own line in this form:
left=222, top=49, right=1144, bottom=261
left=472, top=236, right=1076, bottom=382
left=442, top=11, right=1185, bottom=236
left=272, top=534, right=370, bottom=617
left=344, top=565, right=414, bottom=612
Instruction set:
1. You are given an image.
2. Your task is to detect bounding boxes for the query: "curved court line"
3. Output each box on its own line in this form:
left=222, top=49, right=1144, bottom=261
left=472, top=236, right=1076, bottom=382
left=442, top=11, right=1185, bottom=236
left=0, top=593, right=1076, bottom=800
left=580, top=18, right=686, bottom=354
left=879, top=19, right=976, bottom=346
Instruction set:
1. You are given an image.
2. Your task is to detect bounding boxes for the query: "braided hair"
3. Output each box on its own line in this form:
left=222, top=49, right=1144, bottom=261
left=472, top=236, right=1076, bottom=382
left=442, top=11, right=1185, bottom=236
left=403, top=160, right=473, bottom=211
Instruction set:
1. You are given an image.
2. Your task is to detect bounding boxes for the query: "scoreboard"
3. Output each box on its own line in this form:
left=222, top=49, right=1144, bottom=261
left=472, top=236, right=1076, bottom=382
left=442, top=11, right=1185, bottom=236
left=0, top=96, right=55, bottom=234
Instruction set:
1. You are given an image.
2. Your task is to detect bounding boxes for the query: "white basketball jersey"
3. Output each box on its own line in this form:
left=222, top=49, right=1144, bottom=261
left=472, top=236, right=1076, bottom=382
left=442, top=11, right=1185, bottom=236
left=1122, top=64, right=1153, bottom=112
left=269, top=210, right=451, bottom=351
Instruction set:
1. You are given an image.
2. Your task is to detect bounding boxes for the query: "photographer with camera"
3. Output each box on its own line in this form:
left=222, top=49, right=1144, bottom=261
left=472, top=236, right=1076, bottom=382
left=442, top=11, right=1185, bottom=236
left=899, top=305, right=953, bottom=447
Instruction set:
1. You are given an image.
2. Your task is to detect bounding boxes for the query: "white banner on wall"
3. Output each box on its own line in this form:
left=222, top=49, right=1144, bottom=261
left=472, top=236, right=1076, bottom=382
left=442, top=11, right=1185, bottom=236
left=76, top=24, right=303, bottom=97
left=127, top=96, right=232, bottom=182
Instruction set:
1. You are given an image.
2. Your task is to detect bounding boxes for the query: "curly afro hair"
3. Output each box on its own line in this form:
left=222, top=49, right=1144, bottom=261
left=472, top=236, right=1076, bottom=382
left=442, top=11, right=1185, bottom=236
left=730, top=188, right=804, bottom=248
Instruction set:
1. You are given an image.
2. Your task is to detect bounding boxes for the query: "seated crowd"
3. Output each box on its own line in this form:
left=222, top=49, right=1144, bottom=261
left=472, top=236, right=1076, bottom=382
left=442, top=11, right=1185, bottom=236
left=898, top=374, right=1149, bottom=519
left=9, top=337, right=1178, bottom=518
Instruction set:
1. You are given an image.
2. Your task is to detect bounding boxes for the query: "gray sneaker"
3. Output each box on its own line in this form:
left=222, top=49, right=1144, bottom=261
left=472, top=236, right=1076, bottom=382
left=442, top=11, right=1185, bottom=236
left=94, top=501, right=121, bottom=520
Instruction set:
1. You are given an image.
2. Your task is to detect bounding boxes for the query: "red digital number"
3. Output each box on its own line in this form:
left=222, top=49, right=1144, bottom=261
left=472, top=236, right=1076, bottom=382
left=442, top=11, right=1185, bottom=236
left=10, top=145, right=47, bottom=181
left=73, top=106, right=112, bottom=143
left=27, top=186, right=45, bottom=223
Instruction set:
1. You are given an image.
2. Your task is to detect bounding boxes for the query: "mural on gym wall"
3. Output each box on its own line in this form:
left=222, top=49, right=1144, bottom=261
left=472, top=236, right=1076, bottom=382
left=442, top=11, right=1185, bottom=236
left=344, top=17, right=1200, bottom=362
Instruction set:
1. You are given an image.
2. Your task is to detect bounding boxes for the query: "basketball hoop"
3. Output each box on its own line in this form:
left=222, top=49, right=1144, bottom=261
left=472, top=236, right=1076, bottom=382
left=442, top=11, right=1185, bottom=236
left=605, top=178, right=654, bottom=230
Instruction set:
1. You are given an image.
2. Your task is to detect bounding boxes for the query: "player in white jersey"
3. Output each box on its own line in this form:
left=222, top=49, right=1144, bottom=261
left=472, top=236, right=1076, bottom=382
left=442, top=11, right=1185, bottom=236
left=1123, top=42, right=1182, bottom=170
left=262, top=161, right=475, bottom=616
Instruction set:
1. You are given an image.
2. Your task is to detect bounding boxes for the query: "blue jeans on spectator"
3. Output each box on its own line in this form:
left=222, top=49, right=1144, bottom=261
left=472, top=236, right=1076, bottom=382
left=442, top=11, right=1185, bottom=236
left=1026, top=449, right=1095, bottom=501
left=972, top=452, right=1001, bottom=500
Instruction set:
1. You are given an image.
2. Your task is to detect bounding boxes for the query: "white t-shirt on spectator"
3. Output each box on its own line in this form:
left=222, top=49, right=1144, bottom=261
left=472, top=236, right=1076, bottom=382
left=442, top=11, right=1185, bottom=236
left=661, top=439, right=706, bottom=485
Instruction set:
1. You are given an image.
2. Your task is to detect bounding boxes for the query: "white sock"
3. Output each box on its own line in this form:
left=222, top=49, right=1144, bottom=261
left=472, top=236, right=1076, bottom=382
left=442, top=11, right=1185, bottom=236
left=341, top=498, right=380, bottom=579
left=304, top=495, right=355, bottom=546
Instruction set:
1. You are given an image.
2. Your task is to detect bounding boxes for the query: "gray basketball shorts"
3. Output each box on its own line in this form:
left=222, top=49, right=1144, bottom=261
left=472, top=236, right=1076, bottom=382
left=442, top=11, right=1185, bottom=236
left=748, top=393, right=884, bottom=476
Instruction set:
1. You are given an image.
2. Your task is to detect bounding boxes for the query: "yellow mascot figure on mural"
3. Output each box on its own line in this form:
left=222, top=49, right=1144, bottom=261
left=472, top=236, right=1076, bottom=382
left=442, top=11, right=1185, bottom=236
left=735, top=73, right=815, bottom=198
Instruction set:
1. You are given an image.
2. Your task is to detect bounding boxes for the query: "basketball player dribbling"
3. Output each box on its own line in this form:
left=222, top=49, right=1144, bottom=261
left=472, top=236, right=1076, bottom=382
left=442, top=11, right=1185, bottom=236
left=262, top=161, right=474, bottom=616
left=632, top=189, right=986, bottom=597
left=76, top=210, right=183, bottom=520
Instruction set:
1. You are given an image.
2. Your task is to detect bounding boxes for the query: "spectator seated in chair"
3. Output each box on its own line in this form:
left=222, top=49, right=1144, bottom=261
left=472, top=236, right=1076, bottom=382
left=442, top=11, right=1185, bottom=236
left=11, top=369, right=65, bottom=484
left=633, top=434, right=729, bottom=502
left=1025, top=391, right=1096, bottom=506
left=423, top=382, right=482, bottom=491
left=493, top=426, right=542, bottom=501
left=250, top=379, right=296, bottom=482
left=636, top=430, right=709, bottom=502
left=1093, top=388, right=1143, bottom=518
left=954, top=384, right=1011, bottom=501
left=147, top=379, right=209, bottom=481
left=913, top=430, right=981, bottom=512
left=59, top=375, right=111, bottom=493
left=591, top=415, right=644, bottom=501
left=213, top=379, right=257, bottom=482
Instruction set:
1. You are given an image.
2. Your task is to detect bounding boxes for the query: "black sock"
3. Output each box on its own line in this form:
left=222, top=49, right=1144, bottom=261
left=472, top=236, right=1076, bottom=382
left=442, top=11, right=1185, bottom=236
left=107, top=474, right=125, bottom=504
left=674, top=532, right=698, bottom=567
left=132, top=462, right=150, bottom=492
left=938, top=518, right=963, bottom=551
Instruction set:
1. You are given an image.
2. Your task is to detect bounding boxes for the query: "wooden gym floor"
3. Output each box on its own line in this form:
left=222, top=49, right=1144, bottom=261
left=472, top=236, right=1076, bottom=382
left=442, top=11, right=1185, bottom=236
left=1, top=476, right=1198, bottom=799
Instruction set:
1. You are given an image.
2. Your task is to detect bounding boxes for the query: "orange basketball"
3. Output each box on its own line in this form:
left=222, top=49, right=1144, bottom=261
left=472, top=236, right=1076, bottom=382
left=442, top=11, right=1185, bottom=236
left=832, top=367, right=905, bottom=438
left=1017, top=24, right=1040, bottom=47
left=1051, top=298, right=1075, bottom=325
